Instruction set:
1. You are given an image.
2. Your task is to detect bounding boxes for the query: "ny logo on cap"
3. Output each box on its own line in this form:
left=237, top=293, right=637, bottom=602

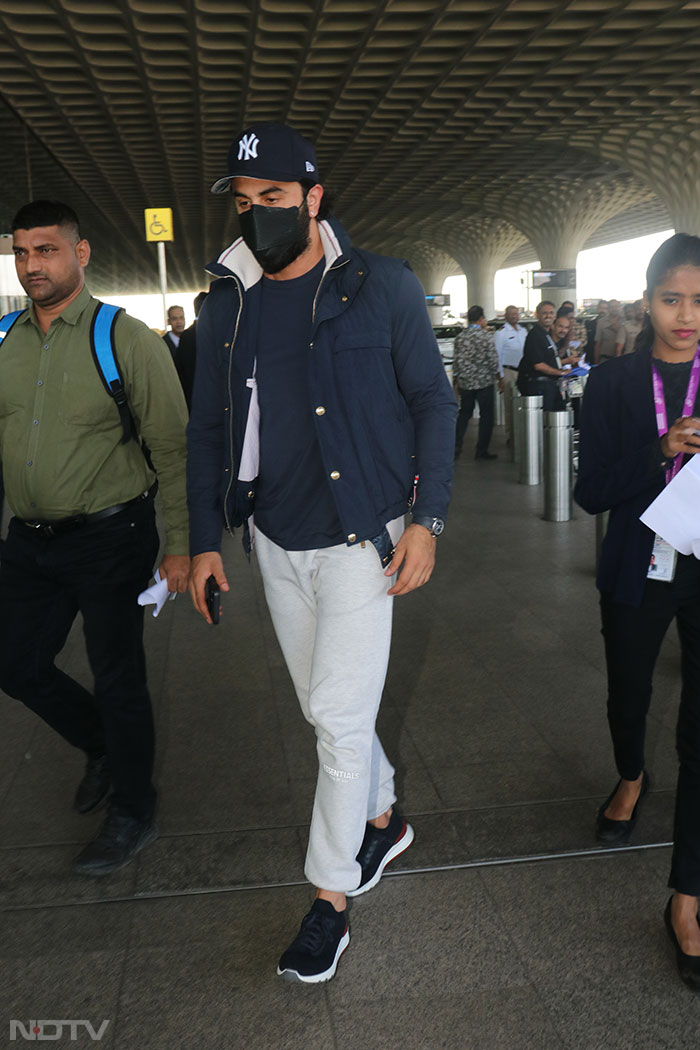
left=238, top=133, right=259, bottom=161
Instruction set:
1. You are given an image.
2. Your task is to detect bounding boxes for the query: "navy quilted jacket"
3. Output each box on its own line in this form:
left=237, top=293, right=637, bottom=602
left=186, top=216, right=456, bottom=556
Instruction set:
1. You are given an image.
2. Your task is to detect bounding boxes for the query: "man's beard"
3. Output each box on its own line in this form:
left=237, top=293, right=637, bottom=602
left=257, top=228, right=311, bottom=274
left=239, top=198, right=312, bottom=275
left=20, top=274, right=64, bottom=305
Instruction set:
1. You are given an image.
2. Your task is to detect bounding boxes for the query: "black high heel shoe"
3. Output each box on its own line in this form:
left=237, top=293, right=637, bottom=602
left=664, top=896, right=700, bottom=995
left=595, top=770, right=649, bottom=844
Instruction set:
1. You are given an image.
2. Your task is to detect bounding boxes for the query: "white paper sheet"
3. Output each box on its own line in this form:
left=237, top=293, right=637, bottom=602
left=640, top=456, right=700, bottom=556
left=137, top=569, right=176, bottom=617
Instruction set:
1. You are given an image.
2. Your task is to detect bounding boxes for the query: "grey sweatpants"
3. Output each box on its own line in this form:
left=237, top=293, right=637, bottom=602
left=255, top=521, right=403, bottom=892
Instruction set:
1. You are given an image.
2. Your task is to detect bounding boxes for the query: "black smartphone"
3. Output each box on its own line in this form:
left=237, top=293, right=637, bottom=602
left=204, top=574, right=221, bottom=625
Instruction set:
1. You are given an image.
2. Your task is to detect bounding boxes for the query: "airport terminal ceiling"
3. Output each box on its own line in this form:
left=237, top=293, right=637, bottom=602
left=0, top=0, right=698, bottom=295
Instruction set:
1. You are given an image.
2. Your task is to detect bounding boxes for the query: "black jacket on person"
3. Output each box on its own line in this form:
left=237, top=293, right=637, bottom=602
left=173, top=323, right=197, bottom=410
left=574, top=350, right=673, bottom=607
left=162, top=332, right=179, bottom=359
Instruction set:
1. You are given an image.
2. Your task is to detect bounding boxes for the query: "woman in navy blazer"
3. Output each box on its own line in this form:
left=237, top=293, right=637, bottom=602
left=575, top=233, right=700, bottom=993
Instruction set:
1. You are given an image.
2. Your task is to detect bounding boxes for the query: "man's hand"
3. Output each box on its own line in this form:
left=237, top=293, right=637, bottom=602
left=158, top=554, right=190, bottom=594
left=497, top=376, right=505, bottom=393
left=189, top=551, right=230, bottom=624
left=385, top=523, right=437, bottom=596
left=661, top=417, right=700, bottom=459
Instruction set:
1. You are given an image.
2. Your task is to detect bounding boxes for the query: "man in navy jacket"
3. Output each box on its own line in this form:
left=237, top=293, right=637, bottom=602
left=187, top=123, right=456, bottom=983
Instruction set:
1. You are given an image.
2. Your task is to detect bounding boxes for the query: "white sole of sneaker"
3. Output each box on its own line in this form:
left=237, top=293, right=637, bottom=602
left=346, top=821, right=415, bottom=898
left=276, top=929, right=350, bottom=984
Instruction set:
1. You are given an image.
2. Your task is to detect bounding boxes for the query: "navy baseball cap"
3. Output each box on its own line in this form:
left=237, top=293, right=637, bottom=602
left=210, top=122, right=318, bottom=194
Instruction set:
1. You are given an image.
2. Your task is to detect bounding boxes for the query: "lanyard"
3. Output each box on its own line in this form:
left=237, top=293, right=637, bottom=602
left=546, top=332, right=561, bottom=369
left=651, top=346, right=700, bottom=483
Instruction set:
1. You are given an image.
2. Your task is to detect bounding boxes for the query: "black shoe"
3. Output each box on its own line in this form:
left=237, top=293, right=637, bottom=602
left=595, top=770, right=649, bottom=844
left=73, top=806, right=157, bottom=876
left=664, top=896, right=700, bottom=994
left=74, top=754, right=112, bottom=814
left=346, top=808, right=414, bottom=898
left=475, top=451, right=497, bottom=460
left=277, top=900, right=350, bottom=983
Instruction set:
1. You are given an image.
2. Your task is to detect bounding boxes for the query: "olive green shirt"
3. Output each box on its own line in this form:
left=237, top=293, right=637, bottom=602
left=0, top=285, right=189, bottom=555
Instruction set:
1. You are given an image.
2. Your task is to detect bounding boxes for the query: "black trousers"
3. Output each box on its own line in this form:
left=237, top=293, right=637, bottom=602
left=455, top=384, right=494, bottom=456
left=0, top=498, right=160, bottom=820
left=600, top=555, right=700, bottom=895
left=521, top=377, right=563, bottom=413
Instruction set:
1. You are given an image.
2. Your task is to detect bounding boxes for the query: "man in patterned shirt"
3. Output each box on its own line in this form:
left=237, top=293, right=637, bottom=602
left=453, top=304, right=500, bottom=460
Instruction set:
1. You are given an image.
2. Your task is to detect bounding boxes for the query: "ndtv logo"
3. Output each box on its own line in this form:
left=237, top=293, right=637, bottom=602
left=10, top=1020, right=110, bottom=1041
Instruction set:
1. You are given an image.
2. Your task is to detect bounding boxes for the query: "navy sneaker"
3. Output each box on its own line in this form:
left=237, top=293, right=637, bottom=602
left=277, top=899, right=350, bottom=983
left=346, top=808, right=414, bottom=898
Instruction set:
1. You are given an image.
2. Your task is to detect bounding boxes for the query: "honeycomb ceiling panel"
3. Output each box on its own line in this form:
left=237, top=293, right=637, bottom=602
left=0, top=0, right=696, bottom=293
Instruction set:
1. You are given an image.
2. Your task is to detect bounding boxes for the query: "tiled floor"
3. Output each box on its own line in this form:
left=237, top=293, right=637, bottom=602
left=2, top=427, right=698, bottom=1049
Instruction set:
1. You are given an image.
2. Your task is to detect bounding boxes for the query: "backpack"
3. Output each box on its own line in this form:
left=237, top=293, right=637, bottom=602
left=0, top=301, right=136, bottom=446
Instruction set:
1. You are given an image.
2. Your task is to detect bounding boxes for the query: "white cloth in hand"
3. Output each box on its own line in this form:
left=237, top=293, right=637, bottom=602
left=137, top=569, right=176, bottom=618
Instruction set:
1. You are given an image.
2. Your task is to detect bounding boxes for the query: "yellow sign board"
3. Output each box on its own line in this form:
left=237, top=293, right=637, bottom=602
left=144, top=208, right=173, bottom=242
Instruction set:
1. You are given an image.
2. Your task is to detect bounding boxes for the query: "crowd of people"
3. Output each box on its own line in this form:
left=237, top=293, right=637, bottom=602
left=451, top=294, right=649, bottom=460
left=452, top=296, right=588, bottom=456
left=0, top=121, right=698, bottom=995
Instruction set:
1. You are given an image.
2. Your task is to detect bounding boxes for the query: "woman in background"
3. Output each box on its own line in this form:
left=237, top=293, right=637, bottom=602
left=575, top=233, right=700, bottom=994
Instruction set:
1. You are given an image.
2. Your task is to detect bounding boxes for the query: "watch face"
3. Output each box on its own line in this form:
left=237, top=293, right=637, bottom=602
left=432, top=518, right=445, bottom=536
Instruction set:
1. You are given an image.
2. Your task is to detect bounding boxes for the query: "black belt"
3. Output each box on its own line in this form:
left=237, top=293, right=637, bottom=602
left=503, top=365, right=519, bottom=371
left=18, top=482, right=157, bottom=539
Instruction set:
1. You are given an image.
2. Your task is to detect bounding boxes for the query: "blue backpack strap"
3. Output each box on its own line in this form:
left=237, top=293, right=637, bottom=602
left=0, top=310, right=27, bottom=345
left=89, top=302, right=133, bottom=445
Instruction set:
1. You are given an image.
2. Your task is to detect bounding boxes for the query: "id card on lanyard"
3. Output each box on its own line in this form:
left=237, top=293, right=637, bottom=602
left=647, top=347, right=700, bottom=580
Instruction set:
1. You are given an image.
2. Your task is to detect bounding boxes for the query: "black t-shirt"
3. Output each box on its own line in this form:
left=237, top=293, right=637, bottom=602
left=651, top=356, right=700, bottom=478
left=520, top=324, right=558, bottom=381
left=254, top=258, right=345, bottom=550
left=653, top=356, right=698, bottom=424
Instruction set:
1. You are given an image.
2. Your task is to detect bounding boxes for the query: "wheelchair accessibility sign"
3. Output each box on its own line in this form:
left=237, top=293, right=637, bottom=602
left=144, top=208, right=173, bottom=242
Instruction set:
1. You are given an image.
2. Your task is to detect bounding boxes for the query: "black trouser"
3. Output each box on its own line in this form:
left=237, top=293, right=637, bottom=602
left=0, top=497, right=160, bottom=820
left=455, top=384, right=494, bottom=455
left=521, top=377, right=563, bottom=412
left=600, top=555, right=700, bottom=895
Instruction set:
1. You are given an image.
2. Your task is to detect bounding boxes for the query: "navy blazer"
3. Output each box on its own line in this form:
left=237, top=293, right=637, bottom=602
left=574, top=349, right=672, bottom=607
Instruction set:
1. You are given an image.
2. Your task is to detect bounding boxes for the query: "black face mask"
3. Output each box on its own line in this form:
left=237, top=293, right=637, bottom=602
left=238, top=198, right=311, bottom=275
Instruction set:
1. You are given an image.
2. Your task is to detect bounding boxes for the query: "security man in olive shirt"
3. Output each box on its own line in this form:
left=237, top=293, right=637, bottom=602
left=0, top=200, right=189, bottom=875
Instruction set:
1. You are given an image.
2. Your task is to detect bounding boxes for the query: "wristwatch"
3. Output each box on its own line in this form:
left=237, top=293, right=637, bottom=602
left=412, top=515, right=445, bottom=537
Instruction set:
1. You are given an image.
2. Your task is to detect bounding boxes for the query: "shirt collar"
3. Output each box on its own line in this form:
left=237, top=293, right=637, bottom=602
left=23, top=283, right=93, bottom=331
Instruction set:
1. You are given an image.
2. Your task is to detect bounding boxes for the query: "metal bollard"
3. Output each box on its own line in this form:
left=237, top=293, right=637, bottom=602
left=511, top=385, right=522, bottom=464
left=519, top=395, right=543, bottom=485
left=494, top=382, right=505, bottom=427
left=543, top=408, right=574, bottom=520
